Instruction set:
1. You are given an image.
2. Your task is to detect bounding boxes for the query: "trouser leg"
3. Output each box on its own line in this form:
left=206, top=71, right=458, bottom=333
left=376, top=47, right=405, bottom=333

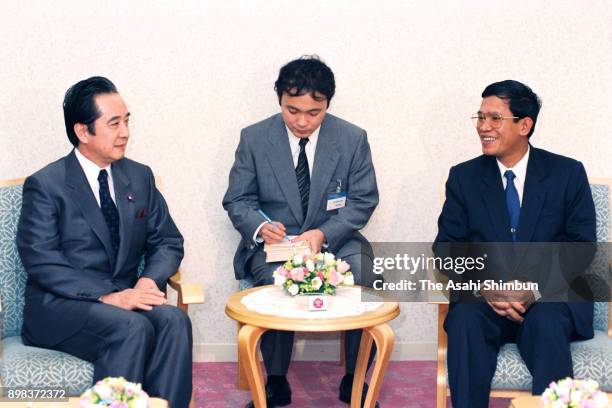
left=444, top=302, right=518, bottom=408
left=516, top=303, right=575, bottom=395
left=249, top=250, right=294, bottom=376
left=140, top=305, right=193, bottom=408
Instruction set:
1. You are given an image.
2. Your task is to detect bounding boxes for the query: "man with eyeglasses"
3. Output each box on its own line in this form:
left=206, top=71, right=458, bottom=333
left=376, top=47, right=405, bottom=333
left=433, top=80, right=596, bottom=408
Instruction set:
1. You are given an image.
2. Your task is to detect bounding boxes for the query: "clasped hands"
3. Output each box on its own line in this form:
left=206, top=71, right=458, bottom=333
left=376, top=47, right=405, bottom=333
left=480, top=281, right=536, bottom=323
left=100, top=277, right=166, bottom=311
left=258, top=221, right=325, bottom=254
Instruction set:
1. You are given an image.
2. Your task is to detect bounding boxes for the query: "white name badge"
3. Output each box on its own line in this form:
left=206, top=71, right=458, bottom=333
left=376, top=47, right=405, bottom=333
left=326, top=192, right=347, bottom=211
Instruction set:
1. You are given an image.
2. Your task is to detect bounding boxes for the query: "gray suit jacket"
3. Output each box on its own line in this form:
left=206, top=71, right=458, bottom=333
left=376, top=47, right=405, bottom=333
left=17, top=151, right=184, bottom=347
left=223, top=113, right=378, bottom=279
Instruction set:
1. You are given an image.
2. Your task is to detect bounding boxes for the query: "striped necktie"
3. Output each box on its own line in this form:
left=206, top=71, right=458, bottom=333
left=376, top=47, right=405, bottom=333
left=295, top=138, right=310, bottom=216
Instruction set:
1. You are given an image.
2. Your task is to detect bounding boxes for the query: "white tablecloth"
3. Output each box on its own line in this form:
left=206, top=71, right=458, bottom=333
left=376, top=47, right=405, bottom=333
left=241, top=286, right=383, bottom=319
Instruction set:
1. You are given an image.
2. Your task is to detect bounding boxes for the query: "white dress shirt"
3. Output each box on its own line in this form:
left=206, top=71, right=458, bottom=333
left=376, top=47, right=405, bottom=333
left=74, top=148, right=116, bottom=206
left=496, top=145, right=530, bottom=206
left=286, top=125, right=319, bottom=176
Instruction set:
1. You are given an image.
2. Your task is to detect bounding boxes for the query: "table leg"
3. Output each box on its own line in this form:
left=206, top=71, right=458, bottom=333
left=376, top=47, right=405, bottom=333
left=237, top=322, right=249, bottom=390
left=352, top=329, right=373, bottom=408
left=353, top=323, right=395, bottom=408
left=238, top=324, right=268, bottom=408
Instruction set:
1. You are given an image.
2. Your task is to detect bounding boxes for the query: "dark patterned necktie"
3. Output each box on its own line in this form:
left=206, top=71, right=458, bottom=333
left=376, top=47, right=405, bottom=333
left=98, top=169, right=120, bottom=251
left=504, top=170, right=520, bottom=242
left=296, top=138, right=310, bottom=216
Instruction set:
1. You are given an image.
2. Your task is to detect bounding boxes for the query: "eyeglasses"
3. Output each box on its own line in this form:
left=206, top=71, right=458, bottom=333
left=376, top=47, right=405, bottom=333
left=471, top=113, right=519, bottom=129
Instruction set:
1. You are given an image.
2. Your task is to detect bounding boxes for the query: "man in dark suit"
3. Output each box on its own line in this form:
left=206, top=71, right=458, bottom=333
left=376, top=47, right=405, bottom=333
left=17, top=77, right=193, bottom=408
left=223, top=56, right=379, bottom=407
left=434, top=80, right=596, bottom=408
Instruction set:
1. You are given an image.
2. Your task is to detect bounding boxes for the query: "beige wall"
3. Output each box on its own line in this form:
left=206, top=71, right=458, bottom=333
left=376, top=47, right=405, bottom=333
left=2, top=0, right=611, bottom=360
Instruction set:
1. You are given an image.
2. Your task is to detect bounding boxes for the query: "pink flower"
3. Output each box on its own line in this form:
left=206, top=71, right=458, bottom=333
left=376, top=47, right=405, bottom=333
left=290, top=267, right=305, bottom=282
left=317, top=271, right=325, bottom=281
left=328, top=271, right=344, bottom=286
left=275, top=266, right=288, bottom=277
left=337, top=261, right=350, bottom=273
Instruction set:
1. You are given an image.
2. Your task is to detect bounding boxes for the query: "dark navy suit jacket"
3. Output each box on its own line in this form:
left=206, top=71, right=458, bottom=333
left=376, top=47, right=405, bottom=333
left=434, top=146, right=596, bottom=338
left=17, top=151, right=184, bottom=347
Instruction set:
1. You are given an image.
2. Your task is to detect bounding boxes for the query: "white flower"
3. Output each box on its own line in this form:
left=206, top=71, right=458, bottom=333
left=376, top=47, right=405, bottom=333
left=324, top=252, right=336, bottom=265
left=570, top=389, right=583, bottom=405
left=274, top=274, right=287, bottom=286
left=551, top=400, right=566, bottom=408
left=293, top=255, right=304, bottom=265
left=93, top=384, right=112, bottom=401
left=288, top=284, right=299, bottom=296
left=134, top=397, right=149, bottom=408
left=311, top=277, right=322, bottom=290
left=594, top=392, right=610, bottom=407
left=343, top=273, right=355, bottom=286
left=306, top=259, right=315, bottom=272
left=315, top=253, right=325, bottom=262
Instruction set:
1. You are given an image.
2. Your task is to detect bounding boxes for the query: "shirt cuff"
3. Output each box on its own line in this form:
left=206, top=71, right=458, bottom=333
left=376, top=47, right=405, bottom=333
left=532, top=288, right=542, bottom=302
left=253, top=221, right=267, bottom=244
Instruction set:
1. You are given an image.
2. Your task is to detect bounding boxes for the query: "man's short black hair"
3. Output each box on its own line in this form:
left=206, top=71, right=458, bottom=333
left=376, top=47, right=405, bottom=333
left=274, top=55, right=335, bottom=106
left=63, top=76, right=118, bottom=147
left=482, top=80, right=542, bottom=138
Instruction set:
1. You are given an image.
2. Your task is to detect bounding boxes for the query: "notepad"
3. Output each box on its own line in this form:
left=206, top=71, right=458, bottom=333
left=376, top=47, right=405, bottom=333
left=264, top=240, right=312, bottom=263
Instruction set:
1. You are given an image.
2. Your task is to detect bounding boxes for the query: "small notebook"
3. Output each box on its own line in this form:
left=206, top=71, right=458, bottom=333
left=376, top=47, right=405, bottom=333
left=264, top=240, right=312, bottom=263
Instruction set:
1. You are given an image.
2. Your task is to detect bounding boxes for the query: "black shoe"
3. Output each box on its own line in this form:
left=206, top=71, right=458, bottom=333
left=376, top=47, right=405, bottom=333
left=338, top=374, right=380, bottom=408
left=245, top=378, right=292, bottom=408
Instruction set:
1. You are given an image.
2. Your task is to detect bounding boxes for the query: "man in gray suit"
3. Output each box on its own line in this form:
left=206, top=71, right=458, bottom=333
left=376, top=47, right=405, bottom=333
left=223, top=56, right=379, bottom=407
left=17, top=77, right=193, bottom=408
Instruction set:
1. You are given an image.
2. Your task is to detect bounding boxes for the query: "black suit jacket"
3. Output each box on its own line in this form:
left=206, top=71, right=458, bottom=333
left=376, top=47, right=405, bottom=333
left=434, top=146, right=596, bottom=338
left=17, top=151, right=184, bottom=347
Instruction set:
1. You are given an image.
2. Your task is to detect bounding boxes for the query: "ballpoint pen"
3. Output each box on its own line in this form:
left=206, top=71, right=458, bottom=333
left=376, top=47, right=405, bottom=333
left=257, top=209, right=290, bottom=241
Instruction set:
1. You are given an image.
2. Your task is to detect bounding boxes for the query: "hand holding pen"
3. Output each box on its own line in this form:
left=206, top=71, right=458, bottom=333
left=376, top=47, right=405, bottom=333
left=257, top=209, right=289, bottom=243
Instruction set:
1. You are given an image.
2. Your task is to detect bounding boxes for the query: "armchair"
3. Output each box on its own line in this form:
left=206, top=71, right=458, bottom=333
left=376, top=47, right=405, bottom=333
left=0, top=177, right=203, bottom=401
left=434, top=178, right=612, bottom=408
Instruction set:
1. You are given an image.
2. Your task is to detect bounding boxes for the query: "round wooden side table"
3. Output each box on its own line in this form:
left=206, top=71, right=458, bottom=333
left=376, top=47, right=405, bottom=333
left=225, top=285, right=400, bottom=408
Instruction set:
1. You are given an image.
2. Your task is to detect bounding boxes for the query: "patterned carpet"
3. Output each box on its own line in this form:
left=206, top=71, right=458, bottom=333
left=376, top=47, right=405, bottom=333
left=193, top=361, right=512, bottom=407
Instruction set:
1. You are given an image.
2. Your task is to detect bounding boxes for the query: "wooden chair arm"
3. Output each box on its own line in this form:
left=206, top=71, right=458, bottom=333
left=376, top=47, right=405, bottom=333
left=433, top=302, right=449, bottom=408
left=167, top=270, right=204, bottom=313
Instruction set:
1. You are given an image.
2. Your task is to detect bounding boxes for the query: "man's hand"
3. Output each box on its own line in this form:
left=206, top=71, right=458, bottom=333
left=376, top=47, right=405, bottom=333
left=100, top=285, right=166, bottom=311
left=481, top=282, right=536, bottom=323
left=134, top=277, right=160, bottom=291
left=258, top=222, right=286, bottom=244
left=292, top=229, right=325, bottom=253
left=487, top=301, right=526, bottom=323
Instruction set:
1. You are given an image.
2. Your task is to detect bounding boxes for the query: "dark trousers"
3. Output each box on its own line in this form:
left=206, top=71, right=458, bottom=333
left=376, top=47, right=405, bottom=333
left=48, top=304, right=192, bottom=408
left=249, top=240, right=377, bottom=377
left=444, top=302, right=577, bottom=408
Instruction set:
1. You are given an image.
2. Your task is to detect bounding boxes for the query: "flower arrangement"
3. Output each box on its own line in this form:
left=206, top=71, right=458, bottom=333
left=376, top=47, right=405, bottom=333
left=273, top=252, right=354, bottom=296
left=80, top=377, right=149, bottom=408
left=541, top=378, right=609, bottom=408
